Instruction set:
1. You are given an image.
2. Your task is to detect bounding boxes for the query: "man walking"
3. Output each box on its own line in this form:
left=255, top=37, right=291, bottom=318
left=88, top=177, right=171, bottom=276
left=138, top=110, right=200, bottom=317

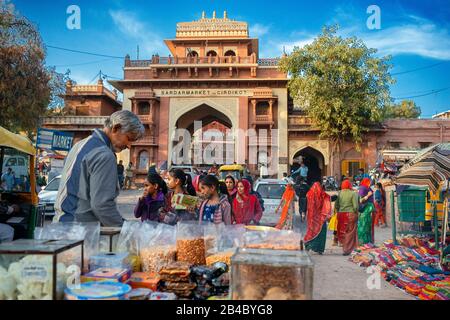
left=53, top=110, right=144, bottom=226
left=117, top=160, right=125, bottom=189
left=124, top=162, right=134, bottom=190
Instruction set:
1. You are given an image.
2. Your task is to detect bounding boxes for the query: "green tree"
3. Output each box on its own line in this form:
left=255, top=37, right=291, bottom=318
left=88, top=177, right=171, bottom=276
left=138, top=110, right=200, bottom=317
left=0, top=1, right=62, bottom=132
left=384, top=100, right=421, bottom=119
left=279, top=26, right=394, bottom=174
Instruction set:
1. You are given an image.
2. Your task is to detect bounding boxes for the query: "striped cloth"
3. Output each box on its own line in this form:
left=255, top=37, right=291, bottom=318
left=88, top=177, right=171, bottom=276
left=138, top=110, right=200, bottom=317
left=396, top=143, right=450, bottom=193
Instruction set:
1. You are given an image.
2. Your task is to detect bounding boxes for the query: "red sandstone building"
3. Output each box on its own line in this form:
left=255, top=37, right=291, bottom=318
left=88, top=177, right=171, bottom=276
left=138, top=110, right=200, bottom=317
left=42, top=79, right=122, bottom=144
left=42, top=12, right=450, bottom=184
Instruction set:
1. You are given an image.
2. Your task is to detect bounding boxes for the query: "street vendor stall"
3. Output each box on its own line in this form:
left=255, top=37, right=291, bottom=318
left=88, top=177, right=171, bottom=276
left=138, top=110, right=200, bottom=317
left=0, top=217, right=313, bottom=300
left=392, top=143, right=450, bottom=249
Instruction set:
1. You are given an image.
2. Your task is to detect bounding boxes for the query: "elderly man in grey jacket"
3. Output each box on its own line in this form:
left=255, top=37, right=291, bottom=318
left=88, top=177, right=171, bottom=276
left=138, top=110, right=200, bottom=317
left=53, top=110, right=145, bottom=226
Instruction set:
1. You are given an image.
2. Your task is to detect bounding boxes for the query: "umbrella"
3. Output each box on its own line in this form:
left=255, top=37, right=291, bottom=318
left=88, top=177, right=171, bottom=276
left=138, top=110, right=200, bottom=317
left=395, top=143, right=450, bottom=193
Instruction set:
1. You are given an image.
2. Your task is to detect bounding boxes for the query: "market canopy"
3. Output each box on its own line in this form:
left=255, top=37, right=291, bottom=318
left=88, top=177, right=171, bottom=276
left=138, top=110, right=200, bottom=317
left=395, top=143, right=450, bottom=193
left=0, top=126, right=36, bottom=156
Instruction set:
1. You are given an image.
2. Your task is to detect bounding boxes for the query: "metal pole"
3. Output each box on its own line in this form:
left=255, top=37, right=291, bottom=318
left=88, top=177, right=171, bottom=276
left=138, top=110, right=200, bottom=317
left=441, top=196, right=449, bottom=265
left=391, top=190, right=397, bottom=245
left=433, top=201, right=439, bottom=250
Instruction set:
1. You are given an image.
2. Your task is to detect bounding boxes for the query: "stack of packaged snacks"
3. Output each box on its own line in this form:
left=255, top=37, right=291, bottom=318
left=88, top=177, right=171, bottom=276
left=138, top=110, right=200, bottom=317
left=159, top=261, right=196, bottom=298
left=128, top=272, right=160, bottom=291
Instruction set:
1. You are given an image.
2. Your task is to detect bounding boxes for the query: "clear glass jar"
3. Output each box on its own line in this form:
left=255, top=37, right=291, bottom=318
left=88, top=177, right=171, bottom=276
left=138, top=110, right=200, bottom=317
left=231, top=248, right=314, bottom=300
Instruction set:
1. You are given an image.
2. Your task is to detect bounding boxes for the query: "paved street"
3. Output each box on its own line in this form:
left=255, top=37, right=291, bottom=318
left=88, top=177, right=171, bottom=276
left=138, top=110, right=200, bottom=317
left=117, top=189, right=412, bottom=300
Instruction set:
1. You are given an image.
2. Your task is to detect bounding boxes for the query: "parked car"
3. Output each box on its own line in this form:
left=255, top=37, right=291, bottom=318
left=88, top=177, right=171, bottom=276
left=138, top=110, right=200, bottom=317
left=38, top=175, right=61, bottom=216
left=254, top=179, right=296, bottom=227
left=169, top=165, right=200, bottom=180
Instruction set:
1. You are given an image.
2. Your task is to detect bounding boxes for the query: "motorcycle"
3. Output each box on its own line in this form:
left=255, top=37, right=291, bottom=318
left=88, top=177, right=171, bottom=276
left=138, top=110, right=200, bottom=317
left=322, top=176, right=339, bottom=191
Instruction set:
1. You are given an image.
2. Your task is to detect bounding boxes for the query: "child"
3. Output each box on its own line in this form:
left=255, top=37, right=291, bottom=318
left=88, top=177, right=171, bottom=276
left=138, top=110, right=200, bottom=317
left=161, top=168, right=197, bottom=225
left=374, top=182, right=387, bottom=228
left=198, top=175, right=232, bottom=225
left=134, top=174, right=168, bottom=222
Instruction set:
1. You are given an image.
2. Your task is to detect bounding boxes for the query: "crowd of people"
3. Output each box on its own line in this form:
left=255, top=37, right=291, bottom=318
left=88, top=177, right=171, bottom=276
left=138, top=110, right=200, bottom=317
left=134, top=168, right=264, bottom=227
left=297, top=170, right=387, bottom=256
left=50, top=111, right=388, bottom=261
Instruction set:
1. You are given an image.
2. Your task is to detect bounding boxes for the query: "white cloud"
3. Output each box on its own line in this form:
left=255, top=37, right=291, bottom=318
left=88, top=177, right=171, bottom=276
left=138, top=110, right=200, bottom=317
left=266, top=13, right=450, bottom=61
left=109, top=10, right=167, bottom=56
left=358, top=22, right=450, bottom=60
left=249, top=23, right=270, bottom=38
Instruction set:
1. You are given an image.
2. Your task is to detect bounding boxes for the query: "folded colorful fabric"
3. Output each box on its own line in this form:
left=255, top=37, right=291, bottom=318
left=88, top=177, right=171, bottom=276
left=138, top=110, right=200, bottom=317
left=351, top=236, right=449, bottom=299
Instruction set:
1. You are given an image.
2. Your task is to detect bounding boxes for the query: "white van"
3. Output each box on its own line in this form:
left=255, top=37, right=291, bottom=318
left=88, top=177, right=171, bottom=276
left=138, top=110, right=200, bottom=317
left=2, top=155, right=29, bottom=177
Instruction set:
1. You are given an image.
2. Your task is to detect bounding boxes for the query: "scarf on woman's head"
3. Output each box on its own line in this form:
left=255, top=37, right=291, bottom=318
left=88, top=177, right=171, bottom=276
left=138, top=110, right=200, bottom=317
left=361, top=178, right=371, bottom=188
left=304, top=182, right=331, bottom=242
left=236, top=179, right=251, bottom=202
left=341, top=180, right=353, bottom=190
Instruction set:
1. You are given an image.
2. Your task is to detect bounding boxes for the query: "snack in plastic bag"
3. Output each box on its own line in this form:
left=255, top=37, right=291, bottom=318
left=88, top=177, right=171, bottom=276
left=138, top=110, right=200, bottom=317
left=176, top=222, right=205, bottom=265
left=204, top=224, right=244, bottom=265
left=139, top=223, right=177, bottom=273
left=117, top=221, right=150, bottom=272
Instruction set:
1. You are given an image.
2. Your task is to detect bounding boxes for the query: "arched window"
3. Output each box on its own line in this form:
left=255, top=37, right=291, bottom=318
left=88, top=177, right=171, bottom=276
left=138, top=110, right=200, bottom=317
left=206, top=50, right=217, bottom=57
left=187, top=50, right=198, bottom=57
left=138, top=101, right=150, bottom=115
left=256, top=101, right=270, bottom=115
left=138, top=150, right=149, bottom=170
left=224, top=50, right=236, bottom=56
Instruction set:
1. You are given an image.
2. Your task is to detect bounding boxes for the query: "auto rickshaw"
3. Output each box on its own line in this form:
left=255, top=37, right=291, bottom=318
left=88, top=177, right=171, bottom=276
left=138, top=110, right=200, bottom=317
left=218, top=164, right=245, bottom=182
left=0, top=126, right=40, bottom=239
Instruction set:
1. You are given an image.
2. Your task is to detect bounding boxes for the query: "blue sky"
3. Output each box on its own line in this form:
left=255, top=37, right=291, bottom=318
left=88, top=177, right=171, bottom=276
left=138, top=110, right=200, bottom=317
left=11, top=0, right=450, bottom=118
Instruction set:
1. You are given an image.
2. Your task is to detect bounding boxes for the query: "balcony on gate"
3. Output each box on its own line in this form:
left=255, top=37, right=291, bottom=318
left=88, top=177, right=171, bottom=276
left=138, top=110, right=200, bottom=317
left=41, top=116, right=109, bottom=126
left=125, top=55, right=280, bottom=68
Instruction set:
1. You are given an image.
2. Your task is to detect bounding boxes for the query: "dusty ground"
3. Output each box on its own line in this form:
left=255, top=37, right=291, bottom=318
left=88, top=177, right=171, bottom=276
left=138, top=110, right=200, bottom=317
left=115, top=189, right=413, bottom=300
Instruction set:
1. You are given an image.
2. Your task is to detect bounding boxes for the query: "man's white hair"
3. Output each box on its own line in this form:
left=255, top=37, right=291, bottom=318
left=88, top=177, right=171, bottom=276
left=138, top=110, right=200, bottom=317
left=104, top=110, right=145, bottom=139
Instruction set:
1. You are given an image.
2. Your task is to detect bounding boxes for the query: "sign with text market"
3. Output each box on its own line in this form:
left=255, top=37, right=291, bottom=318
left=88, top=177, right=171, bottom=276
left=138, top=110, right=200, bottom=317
left=36, top=128, right=74, bottom=152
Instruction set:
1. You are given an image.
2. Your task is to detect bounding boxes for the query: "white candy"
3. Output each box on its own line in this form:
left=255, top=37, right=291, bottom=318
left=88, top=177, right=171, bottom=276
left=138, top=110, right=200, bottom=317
left=2, top=255, right=70, bottom=300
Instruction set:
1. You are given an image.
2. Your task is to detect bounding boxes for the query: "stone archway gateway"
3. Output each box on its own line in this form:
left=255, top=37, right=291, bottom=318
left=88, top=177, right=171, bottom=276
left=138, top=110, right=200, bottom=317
left=292, top=146, right=326, bottom=183
left=170, top=102, right=236, bottom=166
left=109, top=12, right=290, bottom=179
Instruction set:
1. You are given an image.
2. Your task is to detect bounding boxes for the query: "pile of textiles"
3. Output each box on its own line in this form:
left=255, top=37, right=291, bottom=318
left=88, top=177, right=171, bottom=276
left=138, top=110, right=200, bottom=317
left=350, top=236, right=450, bottom=300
